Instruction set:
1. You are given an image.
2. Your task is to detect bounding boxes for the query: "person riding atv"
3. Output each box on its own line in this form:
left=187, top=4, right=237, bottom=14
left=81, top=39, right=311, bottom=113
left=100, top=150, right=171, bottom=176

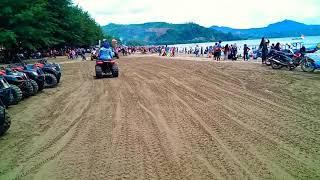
left=95, top=42, right=119, bottom=78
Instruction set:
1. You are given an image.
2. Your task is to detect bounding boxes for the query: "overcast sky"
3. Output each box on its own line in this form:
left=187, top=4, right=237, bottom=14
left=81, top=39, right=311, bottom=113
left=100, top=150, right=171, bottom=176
left=73, top=0, right=320, bottom=28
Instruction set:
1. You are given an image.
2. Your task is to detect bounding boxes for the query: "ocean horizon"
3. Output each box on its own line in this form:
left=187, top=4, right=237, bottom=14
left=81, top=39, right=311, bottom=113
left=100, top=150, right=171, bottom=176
left=170, top=35, right=320, bottom=49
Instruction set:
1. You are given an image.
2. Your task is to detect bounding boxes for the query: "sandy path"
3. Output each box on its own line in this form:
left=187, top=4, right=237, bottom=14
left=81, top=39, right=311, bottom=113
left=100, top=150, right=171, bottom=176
left=0, top=56, right=319, bottom=180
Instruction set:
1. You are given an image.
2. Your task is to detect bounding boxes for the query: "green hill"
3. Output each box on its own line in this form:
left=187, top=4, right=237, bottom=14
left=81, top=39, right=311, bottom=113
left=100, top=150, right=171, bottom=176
left=102, top=22, right=240, bottom=45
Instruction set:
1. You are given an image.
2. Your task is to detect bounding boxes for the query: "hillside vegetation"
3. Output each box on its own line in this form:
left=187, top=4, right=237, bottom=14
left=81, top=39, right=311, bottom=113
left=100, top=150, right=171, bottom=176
left=103, top=22, right=239, bottom=45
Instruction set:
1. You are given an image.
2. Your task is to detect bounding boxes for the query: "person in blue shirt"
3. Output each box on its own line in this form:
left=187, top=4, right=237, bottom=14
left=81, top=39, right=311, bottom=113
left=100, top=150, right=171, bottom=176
left=98, top=42, right=114, bottom=61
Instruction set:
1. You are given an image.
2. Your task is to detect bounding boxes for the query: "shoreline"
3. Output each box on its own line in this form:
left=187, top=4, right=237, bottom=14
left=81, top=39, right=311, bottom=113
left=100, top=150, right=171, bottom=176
left=130, top=53, right=263, bottom=63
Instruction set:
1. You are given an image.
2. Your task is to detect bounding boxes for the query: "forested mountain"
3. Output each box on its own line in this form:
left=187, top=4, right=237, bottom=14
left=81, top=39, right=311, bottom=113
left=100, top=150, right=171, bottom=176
left=102, top=22, right=240, bottom=45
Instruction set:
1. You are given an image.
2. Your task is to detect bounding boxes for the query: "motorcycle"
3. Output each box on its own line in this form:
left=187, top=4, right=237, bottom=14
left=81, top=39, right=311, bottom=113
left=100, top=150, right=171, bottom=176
left=301, top=52, right=320, bottom=72
left=267, top=49, right=303, bottom=70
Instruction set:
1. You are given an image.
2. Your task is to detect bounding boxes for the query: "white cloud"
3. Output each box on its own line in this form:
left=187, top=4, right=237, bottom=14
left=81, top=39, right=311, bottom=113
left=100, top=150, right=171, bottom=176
left=73, top=0, right=320, bottom=28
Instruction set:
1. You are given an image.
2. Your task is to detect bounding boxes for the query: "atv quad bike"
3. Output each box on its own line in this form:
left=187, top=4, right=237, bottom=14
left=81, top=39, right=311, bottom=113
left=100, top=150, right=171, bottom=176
left=0, top=98, right=11, bottom=136
left=35, top=59, right=61, bottom=88
left=0, top=68, right=35, bottom=97
left=9, top=64, right=45, bottom=91
left=95, top=59, right=119, bottom=78
left=0, top=77, right=13, bottom=107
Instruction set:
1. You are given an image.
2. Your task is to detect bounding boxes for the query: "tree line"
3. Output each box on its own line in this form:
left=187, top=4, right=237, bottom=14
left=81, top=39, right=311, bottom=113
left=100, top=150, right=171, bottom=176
left=0, top=0, right=104, bottom=62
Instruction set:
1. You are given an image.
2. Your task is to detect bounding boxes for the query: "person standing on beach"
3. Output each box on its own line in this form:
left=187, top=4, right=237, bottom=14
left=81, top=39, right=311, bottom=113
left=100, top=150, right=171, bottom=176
left=213, top=43, right=218, bottom=60
left=201, top=46, right=204, bottom=56
left=243, top=44, right=250, bottom=61
left=232, top=44, right=238, bottom=61
left=195, top=45, right=200, bottom=57
left=216, top=41, right=222, bottom=61
left=158, top=46, right=162, bottom=56
left=165, top=45, right=169, bottom=55
left=171, top=47, right=175, bottom=57
left=224, top=44, right=229, bottom=60
left=259, top=37, right=270, bottom=64
left=208, top=46, right=212, bottom=58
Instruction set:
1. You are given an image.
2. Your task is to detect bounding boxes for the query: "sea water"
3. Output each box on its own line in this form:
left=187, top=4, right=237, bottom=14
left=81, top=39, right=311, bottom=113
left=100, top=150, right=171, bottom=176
left=171, top=36, right=320, bottom=50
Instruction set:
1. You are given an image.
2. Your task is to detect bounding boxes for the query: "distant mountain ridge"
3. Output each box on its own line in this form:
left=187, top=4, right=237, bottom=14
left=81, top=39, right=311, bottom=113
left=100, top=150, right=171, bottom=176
left=210, top=20, right=320, bottom=39
left=102, top=22, right=239, bottom=45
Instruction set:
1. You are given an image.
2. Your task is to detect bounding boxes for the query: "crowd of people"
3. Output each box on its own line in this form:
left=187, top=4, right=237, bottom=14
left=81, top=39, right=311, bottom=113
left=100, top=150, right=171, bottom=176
left=175, top=42, right=240, bottom=61
left=66, top=48, right=87, bottom=60
left=36, top=38, right=308, bottom=64
left=157, top=45, right=177, bottom=57
left=147, top=38, right=306, bottom=63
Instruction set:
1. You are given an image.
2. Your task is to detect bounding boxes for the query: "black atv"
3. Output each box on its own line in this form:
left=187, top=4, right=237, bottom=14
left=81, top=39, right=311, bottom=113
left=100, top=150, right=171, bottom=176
left=95, top=59, right=119, bottom=78
left=0, top=77, right=13, bottom=107
left=0, top=99, right=11, bottom=136
left=35, top=59, right=61, bottom=88
left=0, top=76, right=23, bottom=105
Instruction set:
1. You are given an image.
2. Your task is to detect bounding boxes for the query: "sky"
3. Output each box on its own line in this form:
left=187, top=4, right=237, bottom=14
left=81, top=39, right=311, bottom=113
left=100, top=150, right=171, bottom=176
left=73, top=0, right=320, bottom=28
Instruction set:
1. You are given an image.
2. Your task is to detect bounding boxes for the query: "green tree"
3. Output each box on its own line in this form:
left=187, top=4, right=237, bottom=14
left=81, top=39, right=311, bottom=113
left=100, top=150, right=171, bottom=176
left=0, top=0, right=104, bottom=63
left=0, top=0, right=52, bottom=51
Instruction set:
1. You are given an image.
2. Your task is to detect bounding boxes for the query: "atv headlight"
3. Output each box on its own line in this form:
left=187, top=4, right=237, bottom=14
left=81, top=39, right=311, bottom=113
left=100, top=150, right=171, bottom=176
left=31, top=71, right=39, bottom=76
left=54, top=64, right=61, bottom=71
left=0, top=79, right=10, bottom=88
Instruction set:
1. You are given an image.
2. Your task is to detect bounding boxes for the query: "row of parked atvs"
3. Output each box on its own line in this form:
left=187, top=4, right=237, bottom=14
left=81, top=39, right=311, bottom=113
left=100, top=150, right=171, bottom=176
left=0, top=59, right=62, bottom=136
left=265, top=49, right=320, bottom=72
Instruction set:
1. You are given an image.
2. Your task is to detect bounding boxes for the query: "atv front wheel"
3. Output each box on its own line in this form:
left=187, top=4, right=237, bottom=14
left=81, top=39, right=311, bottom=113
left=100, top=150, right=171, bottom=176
left=10, top=85, right=23, bottom=105
left=30, top=80, right=39, bottom=95
left=44, top=73, right=58, bottom=88
left=0, top=106, right=11, bottom=136
left=23, top=81, right=34, bottom=97
left=3, top=93, right=13, bottom=107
